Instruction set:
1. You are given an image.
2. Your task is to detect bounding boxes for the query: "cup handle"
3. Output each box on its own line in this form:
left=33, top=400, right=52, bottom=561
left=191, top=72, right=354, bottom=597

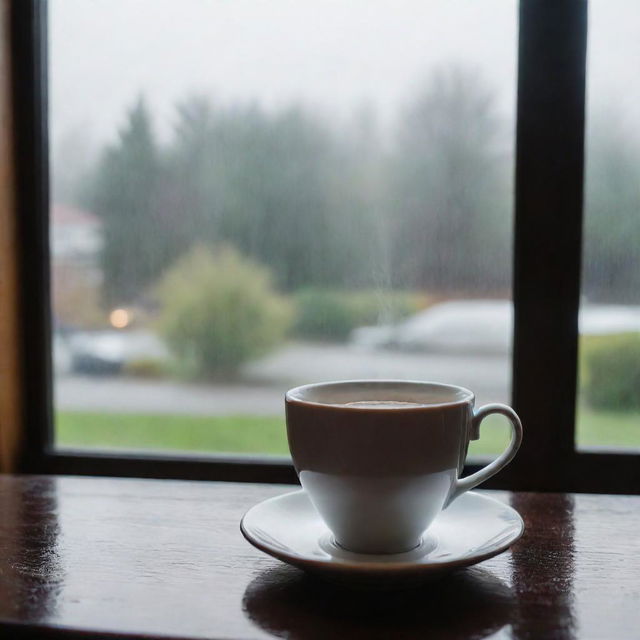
left=445, top=404, right=523, bottom=507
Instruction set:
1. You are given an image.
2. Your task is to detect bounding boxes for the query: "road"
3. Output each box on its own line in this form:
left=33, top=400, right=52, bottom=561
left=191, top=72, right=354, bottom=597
left=55, top=342, right=510, bottom=415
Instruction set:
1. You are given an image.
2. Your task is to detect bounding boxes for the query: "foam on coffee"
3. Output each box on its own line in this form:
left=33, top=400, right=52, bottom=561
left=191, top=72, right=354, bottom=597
left=287, top=381, right=475, bottom=407
left=344, top=400, right=426, bottom=409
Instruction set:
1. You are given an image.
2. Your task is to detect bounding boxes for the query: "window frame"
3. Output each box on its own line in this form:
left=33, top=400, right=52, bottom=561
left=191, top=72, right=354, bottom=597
left=11, top=0, right=640, bottom=493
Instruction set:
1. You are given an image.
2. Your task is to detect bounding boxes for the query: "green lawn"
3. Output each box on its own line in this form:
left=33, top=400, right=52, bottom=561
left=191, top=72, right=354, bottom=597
left=576, top=408, right=640, bottom=449
left=56, top=412, right=289, bottom=455
left=55, top=407, right=639, bottom=457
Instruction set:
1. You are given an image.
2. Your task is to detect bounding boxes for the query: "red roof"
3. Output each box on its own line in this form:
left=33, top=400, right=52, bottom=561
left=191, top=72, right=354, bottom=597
left=51, top=204, right=101, bottom=226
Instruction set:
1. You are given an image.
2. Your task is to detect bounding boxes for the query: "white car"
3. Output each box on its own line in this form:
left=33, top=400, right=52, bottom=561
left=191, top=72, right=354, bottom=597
left=65, top=330, right=169, bottom=375
left=351, top=300, right=640, bottom=355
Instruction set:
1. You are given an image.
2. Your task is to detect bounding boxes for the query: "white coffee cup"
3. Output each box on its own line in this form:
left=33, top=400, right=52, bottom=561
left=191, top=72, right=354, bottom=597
left=286, top=380, right=523, bottom=554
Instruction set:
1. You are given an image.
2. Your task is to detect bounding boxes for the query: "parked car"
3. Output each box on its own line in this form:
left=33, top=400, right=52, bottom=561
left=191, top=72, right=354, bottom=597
left=55, top=330, right=169, bottom=376
left=53, top=331, right=73, bottom=375
left=350, top=300, right=640, bottom=355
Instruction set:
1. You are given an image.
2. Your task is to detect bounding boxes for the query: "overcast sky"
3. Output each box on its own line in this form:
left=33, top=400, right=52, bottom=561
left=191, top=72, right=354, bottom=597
left=50, top=1, right=638, bottom=151
left=50, top=0, right=518, bottom=147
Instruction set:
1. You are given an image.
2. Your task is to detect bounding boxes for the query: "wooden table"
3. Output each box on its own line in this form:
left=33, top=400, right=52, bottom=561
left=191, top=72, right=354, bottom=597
left=0, top=475, right=638, bottom=639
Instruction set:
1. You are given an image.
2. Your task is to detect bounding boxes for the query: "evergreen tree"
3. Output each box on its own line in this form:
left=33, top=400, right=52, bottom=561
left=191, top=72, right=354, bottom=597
left=84, top=98, right=164, bottom=305
left=583, top=110, right=640, bottom=302
left=391, top=66, right=512, bottom=293
left=167, top=99, right=377, bottom=290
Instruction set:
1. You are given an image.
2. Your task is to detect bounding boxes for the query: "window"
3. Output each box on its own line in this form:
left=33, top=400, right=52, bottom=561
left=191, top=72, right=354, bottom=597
left=11, top=0, right=640, bottom=492
left=49, top=0, right=517, bottom=461
left=577, top=0, right=640, bottom=451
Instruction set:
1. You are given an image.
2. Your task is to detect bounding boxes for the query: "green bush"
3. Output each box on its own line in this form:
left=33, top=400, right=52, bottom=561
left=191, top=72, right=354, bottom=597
left=123, top=357, right=168, bottom=379
left=293, top=288, right=426, bottom=341
left=157, top=245, right=293, bottom=377
left=581, top=332, right=640, bottom=411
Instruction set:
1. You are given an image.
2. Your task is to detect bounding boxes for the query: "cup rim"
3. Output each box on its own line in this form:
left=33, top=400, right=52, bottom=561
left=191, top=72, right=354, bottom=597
left=285, top=379, right=475, bottom=411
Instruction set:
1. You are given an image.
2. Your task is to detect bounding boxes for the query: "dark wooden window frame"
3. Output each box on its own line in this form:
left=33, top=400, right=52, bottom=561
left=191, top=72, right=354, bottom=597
left=11, top=0, right=640, bottom=493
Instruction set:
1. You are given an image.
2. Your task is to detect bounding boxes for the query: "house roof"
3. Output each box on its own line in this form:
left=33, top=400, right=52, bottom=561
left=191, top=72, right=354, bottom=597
left=51, top=204, right=101, bottom=226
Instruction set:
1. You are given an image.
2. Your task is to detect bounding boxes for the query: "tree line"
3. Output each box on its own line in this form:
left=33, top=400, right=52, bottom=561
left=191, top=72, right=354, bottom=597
left=70, top=65, right=639, bottom=307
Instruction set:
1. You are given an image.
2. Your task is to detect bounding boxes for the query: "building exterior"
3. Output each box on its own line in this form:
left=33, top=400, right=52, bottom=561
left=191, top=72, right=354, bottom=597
left=50, top=204, right=104, bottom=329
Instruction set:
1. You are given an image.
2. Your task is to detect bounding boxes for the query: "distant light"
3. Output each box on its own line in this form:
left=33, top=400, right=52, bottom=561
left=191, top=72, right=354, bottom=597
left=109, top=308, right=130, bottom=329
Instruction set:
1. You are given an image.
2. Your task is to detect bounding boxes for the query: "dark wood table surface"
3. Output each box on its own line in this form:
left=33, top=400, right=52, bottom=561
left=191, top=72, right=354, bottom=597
left=0, top=475, right=638, bottom=639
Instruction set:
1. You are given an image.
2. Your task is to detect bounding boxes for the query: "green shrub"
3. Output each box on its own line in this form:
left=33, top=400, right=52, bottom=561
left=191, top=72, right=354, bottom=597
left=123, top=357, right=168, bottom=379
left=581, top=332, right=640, bottom=411
left=293, top=288, right=426, bottom=341
left=157, top=245, right=293, bottom=377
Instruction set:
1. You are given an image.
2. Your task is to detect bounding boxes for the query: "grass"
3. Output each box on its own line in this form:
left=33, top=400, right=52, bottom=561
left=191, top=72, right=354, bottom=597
left=576, top=407, right=640, bottom=449
left=55, top=407, right=640, bottom=457
left=56, top=413, right=289, bottom=456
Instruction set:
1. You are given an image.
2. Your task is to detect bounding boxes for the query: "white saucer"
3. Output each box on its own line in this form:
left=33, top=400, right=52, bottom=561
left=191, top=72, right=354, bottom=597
left=241, top=490, right=524, bottom=587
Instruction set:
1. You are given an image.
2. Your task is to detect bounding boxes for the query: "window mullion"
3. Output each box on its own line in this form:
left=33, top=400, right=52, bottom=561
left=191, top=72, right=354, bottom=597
left=509, top=0, right=588, bottom=490
left=11, top=0, right=52, bottom=472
